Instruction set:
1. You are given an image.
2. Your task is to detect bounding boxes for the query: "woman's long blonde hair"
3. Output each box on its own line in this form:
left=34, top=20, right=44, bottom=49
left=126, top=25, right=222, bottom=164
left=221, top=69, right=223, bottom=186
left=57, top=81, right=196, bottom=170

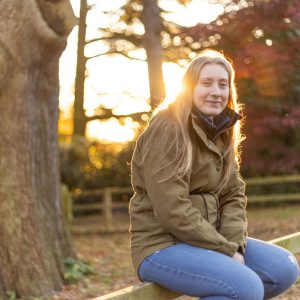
left=140, top=49, right=244, bottom=193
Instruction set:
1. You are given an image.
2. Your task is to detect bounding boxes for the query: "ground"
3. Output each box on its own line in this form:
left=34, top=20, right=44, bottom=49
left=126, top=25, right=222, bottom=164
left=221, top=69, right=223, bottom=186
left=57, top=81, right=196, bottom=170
left=53, top=205, right=300, bottom=300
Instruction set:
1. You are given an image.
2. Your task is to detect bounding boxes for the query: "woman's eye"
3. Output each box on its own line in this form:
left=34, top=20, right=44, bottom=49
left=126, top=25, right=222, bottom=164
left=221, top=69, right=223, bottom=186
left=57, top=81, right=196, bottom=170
left=220, top=83, right=228, bottom=88
left=202, top=82, right=211, bottom=86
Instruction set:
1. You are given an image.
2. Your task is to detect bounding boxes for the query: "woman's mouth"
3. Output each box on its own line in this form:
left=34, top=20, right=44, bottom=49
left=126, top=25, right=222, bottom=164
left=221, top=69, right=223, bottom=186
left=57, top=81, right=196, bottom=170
left=205, top=100, right=222, bottom=104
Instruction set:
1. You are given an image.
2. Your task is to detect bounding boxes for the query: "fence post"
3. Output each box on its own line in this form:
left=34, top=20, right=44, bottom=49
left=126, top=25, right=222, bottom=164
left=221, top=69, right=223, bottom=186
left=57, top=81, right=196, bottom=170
left=60, top=183, right=73, bottom=224
left=104, top=187, right=112, bottom=231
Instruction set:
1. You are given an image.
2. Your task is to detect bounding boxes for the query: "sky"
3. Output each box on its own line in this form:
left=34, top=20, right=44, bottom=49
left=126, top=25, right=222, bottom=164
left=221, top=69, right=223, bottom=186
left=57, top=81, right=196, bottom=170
left=59, top=0, right=224, bottom=142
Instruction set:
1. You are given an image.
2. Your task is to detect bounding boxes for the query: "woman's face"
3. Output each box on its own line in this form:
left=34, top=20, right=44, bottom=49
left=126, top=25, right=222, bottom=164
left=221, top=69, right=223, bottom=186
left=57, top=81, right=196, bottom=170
left=193, top=63, right=230, bottom=119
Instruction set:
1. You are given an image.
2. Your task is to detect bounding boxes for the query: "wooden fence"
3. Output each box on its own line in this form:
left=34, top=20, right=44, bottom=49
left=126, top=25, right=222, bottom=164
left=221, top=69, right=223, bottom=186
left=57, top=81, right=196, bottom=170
left=70, top=174, right=300, bottom=230
left=245, top=174, right=300, bottom=203
left=72, top=186, right=131, bottom=231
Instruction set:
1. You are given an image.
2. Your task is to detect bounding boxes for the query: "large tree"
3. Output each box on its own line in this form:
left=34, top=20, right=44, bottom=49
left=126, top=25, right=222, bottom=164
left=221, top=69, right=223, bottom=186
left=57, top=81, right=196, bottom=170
left=0, top=0, right=76, bottom=299
left=73, top=0, right=89, bottom=137
left=141, top=0, right=166, bottom=107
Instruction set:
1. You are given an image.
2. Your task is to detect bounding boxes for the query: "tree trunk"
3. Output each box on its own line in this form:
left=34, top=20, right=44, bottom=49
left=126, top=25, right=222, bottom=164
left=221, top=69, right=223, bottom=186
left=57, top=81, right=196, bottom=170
left=73, top=0, right=88, bottom=137
left=141, top=0, right=166, bottom=109
left=0, top=0, right=76, bottom=299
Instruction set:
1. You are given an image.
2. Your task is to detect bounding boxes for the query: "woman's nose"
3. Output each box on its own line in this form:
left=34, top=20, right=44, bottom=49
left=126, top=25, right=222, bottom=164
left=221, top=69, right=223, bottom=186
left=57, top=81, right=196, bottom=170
left=210, top=84, right=221, bottom=97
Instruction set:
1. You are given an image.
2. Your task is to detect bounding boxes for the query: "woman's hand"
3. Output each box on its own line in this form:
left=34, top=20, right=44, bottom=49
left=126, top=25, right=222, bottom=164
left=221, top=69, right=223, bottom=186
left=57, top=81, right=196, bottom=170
left=232, top=252, right=245, bottom=264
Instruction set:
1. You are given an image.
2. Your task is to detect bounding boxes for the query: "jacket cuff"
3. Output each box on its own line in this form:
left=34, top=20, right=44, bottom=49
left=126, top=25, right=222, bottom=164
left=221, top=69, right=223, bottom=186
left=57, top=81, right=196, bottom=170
left=220, top=241, right=239, bottom=257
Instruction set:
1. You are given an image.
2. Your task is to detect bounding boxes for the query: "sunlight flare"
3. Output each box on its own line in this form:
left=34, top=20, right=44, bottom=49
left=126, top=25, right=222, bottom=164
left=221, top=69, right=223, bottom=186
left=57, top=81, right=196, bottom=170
left=86, top=118, right=139, bottom=143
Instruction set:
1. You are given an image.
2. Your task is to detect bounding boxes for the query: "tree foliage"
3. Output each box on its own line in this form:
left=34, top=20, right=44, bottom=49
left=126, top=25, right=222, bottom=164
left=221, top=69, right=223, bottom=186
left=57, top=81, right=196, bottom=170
left=242, top=103, right=300, bottom=176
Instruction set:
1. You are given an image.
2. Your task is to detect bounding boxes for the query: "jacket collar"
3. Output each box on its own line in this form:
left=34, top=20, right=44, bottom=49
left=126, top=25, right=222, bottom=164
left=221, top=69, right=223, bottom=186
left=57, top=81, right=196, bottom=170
left=191, top=105, right=242, bottom=142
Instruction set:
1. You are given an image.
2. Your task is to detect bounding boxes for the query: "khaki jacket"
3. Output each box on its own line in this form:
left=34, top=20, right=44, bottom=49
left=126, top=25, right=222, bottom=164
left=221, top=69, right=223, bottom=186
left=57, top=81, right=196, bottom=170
left=129, top=112, right=248, bottom=274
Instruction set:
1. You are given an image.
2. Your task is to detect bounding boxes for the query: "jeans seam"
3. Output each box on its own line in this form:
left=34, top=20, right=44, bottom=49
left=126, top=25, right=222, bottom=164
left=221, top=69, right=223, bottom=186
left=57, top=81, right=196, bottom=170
left=145, top=257, right=239, bottom=299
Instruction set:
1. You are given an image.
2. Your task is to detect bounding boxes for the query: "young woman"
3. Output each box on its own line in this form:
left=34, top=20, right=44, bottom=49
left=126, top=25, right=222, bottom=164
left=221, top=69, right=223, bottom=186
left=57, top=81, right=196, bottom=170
left=129, top=50, right=299, bottom=299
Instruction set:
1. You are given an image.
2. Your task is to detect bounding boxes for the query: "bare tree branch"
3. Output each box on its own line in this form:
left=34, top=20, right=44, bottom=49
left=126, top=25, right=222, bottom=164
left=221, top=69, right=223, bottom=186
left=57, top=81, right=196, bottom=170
left=86, top=111, right=148, bottom=122
left=86, top=32, right=143, bottom=47
left=86, top=51, right=146, bottom=61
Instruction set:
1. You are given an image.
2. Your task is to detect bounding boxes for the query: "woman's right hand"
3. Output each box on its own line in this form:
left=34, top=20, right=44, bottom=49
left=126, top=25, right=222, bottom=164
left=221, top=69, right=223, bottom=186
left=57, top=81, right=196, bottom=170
left=232, top=252, right=245, bottom=264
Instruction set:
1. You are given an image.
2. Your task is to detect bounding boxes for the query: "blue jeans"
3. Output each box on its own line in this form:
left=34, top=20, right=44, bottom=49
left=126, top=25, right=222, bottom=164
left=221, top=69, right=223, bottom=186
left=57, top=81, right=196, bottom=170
left=138, top=238, right=299, bottom=300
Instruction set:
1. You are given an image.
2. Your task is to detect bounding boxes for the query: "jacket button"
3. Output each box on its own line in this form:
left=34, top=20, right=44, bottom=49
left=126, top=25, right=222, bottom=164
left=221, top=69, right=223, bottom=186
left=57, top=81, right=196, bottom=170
left=208, top=144, right=213, bottom=148
left=216, top=165, right=221, bottom=171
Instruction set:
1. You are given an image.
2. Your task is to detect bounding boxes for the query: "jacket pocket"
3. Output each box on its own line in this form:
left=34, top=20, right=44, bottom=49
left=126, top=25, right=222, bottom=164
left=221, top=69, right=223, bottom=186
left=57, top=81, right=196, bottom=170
left=189, top=193, right=218, bottom=228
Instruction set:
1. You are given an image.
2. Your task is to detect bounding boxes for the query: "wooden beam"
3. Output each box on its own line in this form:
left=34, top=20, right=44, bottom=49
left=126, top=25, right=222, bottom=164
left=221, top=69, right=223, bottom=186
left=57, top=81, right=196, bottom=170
left=92, top=282, right=182, bottom=300
left=73, top=174, right=300, bottom=199
left=248, top=193, right=300, bottom=203
left=74, top=186, right=133, bottom=198
left=73, top=202, right=128, bottom=212
left=245, top=174, right=300, bottom=186
left=104, top=187, right=113, bottom=231
left=92, top=232, right=300, bottom=300
left=269, top=232, right=300, bottom=255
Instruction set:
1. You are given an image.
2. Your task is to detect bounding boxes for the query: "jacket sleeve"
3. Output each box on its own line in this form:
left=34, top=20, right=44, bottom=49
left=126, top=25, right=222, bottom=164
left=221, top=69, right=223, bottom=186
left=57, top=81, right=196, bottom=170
left=218, top=163, right=248, bottom=254
left=141, top=130, right=239, bottom=257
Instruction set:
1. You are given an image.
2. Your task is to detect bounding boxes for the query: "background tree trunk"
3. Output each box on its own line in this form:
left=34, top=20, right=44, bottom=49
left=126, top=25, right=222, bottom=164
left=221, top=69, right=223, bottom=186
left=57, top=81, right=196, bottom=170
left=0, top=0, right=76, bottom=299
left=73, top=0, right=88, bottom=138
left=141, top=0, right=166, bottom=108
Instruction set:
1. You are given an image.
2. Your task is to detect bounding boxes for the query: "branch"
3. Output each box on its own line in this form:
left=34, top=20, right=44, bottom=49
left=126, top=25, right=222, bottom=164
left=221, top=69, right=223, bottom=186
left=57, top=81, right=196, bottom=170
left=85, top=37, right=105, bottom=44
left=86, top=51, right=146, bottom=61
left=86, top=111, right=148, bottom=122
left=86, top=32, right=143, bottom=47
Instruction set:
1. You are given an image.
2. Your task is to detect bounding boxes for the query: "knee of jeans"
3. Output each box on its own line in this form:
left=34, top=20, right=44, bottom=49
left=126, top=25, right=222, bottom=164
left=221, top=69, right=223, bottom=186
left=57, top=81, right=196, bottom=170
left=283, top=253, right=299, bottom=286
left=264, top=253, right=299, bottom=299
left=234, top=271, right=264, bottom=300
left=276, top=253, right=299, bottom=286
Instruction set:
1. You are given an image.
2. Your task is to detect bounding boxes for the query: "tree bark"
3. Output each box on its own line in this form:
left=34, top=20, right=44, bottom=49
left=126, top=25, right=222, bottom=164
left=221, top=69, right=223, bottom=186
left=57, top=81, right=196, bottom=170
left=0, top=0, right=76, bottom=299
left=141, top=0, right=166, bottom=108
left=73, top=0, right=88, bottom=137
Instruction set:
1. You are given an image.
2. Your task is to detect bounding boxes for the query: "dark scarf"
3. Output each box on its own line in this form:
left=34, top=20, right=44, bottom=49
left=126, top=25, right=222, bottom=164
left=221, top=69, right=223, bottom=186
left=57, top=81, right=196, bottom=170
left=192, top=105, right=242, bottom=141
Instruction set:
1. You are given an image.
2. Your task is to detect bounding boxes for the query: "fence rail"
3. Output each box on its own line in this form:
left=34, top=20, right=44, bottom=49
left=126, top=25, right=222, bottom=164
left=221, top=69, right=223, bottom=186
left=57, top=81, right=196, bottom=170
left=246, top=174, right=300, bottom=204
left=245, top=174, right=300, bottom=186
left=72, top=186, right=132, bottom=231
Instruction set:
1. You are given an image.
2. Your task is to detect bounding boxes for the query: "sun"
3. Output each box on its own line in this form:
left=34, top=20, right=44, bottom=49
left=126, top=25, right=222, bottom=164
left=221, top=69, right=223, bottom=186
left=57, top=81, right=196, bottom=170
left=86, top=118, right=139, bottom=143
left=84, top=61, right=186, bottom=143
left=163, top=62, right=185, bottom=105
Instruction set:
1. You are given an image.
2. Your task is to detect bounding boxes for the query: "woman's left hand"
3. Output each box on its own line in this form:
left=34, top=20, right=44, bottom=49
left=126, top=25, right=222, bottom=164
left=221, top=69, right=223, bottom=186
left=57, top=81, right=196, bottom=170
left=232, top=252, right=245, bottom=264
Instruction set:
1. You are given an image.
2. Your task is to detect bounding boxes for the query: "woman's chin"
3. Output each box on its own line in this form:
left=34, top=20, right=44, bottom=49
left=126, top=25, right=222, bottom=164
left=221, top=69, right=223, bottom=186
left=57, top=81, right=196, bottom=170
left=203, top=109, right=222, bottom=118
